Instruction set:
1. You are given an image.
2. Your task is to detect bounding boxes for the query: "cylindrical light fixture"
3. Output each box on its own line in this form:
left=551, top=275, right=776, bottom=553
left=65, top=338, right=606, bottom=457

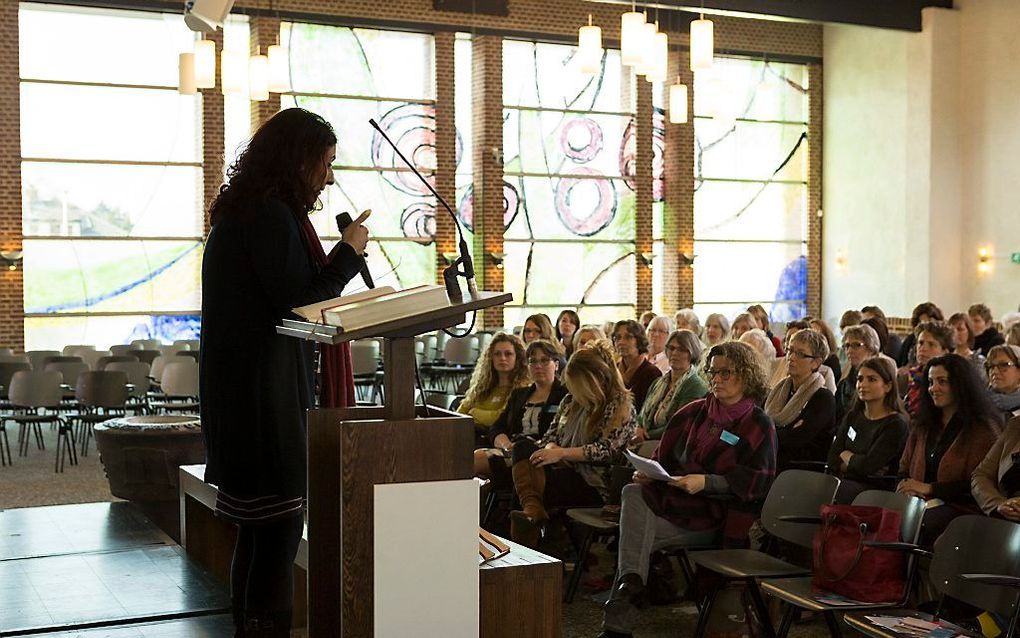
left=578, top=15, right=603, bottom=76
left=690, top=17, right=714, bottom=72
left=179, top=52, right=197, bottom=95
left=646, top=30, right=668, bottom=83
left=194, top=38, right=216, bottom=89
left=220, top=49, right=247, bottom=95
left=634, top=19, right=658, bottom=76
left=668, top=81, right=688, bottom=123
left=249, top=51, right=269, bottom=101
left=267, top=44, right=290, bottom=93
left=621, top=10, right=645, bottom=67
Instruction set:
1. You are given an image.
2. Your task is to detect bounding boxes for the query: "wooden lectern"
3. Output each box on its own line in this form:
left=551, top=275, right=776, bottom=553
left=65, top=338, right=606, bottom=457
left=276, top=290, right=511, bottom=637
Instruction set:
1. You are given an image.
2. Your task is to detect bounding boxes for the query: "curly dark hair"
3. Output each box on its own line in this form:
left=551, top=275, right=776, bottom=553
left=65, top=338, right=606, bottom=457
left=209, top=108, right=337, bottom=225
left=915, top=353, right=1002, bottom=433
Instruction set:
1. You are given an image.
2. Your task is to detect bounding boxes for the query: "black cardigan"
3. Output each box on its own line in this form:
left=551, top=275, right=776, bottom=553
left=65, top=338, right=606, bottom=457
left=827, top=411, right=908, bottom=485
left=775, top=388, right=837, bottom=472
left=488, top=379, right=568, bottom=446
left=200, top=196, right=363, bottom=499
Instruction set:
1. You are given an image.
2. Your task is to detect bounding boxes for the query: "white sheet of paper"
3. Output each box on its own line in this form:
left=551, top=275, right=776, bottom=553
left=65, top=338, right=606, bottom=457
left=624, top=449, right=674, bottom=481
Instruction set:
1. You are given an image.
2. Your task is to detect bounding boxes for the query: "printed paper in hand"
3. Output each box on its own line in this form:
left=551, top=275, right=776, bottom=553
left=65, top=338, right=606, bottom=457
left=623, top=449, right=674, bottom=482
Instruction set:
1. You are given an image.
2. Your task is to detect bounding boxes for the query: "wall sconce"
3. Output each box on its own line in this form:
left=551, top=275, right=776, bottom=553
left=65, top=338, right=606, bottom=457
left=978, top=247, right=991, bottom=274
left=1, top=250, right=23, bottom=272
left=638, top=252, right=654, bottom=268
left=488, top=252, right=506, bottom=269
left=678, top=252, right=696, bottom=267
left=835, top=249, right=848, bottom=272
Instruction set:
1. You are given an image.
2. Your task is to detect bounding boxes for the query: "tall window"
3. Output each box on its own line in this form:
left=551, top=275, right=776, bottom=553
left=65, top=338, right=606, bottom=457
left=502, top=40, right=637, bottom=328
left=693, top=58, right=809, bottom=322
left=19, top=4, right=202, bottom=350
left=281, top=23, right=437, bottom=291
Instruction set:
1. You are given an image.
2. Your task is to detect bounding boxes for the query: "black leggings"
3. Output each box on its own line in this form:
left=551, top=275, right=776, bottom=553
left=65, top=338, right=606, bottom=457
left=231, top=513, right=304, bottom=616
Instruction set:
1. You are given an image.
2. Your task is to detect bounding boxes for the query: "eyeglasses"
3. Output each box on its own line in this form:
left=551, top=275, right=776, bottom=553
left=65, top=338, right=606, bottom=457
left=705, top=368, right=735, bottom=380
left=648, top=328, right=669, bottom=335
left=612, top=333, right=636, bottom=342
left=843, top=341, right=867, bottom=351
left=986, top=361, right=1019, bottom=373
left=527, top=357, right=554, bottom=367
left=787, top=350, right=818, bottom=360
left=664, top=345, right=687, bottom=354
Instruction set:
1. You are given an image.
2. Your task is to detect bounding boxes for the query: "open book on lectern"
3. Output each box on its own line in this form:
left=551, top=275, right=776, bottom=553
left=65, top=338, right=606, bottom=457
left=290, top=284, right=452, bottom=333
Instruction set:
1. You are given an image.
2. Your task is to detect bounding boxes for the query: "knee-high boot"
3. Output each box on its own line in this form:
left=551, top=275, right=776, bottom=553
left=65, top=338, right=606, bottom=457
left=510, top=460, right=547, bottom=547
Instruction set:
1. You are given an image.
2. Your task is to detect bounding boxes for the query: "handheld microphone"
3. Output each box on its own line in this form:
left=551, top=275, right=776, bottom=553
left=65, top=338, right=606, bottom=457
left=336, top=212, right=375, bottom=289
left=368, top=118, right=476, bottom=302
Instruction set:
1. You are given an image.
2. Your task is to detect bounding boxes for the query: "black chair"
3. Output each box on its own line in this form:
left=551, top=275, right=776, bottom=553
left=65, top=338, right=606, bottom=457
left=688, top=469, right=842, bottom=638
left=759, top=489, right=926, bottom=638
left=844, top=514, right=1020, bottom=638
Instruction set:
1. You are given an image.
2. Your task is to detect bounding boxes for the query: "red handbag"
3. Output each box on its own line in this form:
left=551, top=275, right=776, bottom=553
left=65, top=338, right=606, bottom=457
left=811, top=504, right=907, bottom=603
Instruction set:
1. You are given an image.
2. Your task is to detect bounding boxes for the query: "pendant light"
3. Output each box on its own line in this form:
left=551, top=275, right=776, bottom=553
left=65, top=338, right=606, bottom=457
left=578, top=14, right=603, bottom=76
left=178, top=52, right=197, bottom=95
left=267, top=43, right=290, bottom=93
left=194, top=38, right=216, bottom=89
left=634, top=16, right=657, bottom=76
left=621, top=4, right=645, bottom=67
left=646, top=27, right=668, bottom=83
left=689, top=15, right=714, bottom=72
left=668, top=81, right=688, bottom=123
left=220, top=48, right=247, bottom=95
left=249, top=48, right=269, bottom=101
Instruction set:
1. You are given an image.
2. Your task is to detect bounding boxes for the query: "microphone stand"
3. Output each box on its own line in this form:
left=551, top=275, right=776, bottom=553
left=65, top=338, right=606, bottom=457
left=368, top=118, right=477, bottom=303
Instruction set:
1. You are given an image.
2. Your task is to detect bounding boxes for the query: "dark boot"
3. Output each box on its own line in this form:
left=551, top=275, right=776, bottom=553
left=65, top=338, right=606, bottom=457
left=601, top=573, right=644, bottom=637
left=243, top=610, right=292, bottom=638
left=232, top=598, right=246, bottom=638
left=510, top=461, right=548, bottom=547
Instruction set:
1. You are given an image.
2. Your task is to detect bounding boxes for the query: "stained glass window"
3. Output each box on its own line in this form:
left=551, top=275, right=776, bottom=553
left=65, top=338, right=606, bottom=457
left=19, top=3, right=202, bottom=349
left=280, top=23, right=437, bottom=292
left=502, top=40, right=637, bottom=328
left=692, top=58, right=809, bottom=323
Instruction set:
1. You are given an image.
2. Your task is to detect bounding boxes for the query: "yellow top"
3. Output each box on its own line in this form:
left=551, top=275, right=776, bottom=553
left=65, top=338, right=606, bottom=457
left=458, top=386, right=514, bottom=429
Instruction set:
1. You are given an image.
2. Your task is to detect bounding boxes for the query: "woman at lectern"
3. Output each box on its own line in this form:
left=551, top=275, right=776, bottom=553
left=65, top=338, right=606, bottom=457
left=200, top=108, right=369, bottom=637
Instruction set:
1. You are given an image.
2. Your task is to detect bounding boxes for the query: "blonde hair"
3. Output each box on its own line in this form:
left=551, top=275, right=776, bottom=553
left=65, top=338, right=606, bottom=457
left=460, top=332, right=528, bottom=413
left=572, top=325, right=607, bottom=353
left=740, top=328, right=776, bottom=366
left=562, top=339, right=632, bottom=437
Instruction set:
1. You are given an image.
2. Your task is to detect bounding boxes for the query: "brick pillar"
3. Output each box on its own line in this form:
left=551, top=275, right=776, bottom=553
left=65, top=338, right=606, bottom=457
left=635, top=79, right=654, bottom=317
left=807, top=63, right=823, bottom=317
left=250, top=16, right=282, bottom=130
left=0, top=0, right=24, bottom=351
left=663, top=48, right=695, bottom=311
left=202, top=30, right=225, bottom=236
left=471, top=35, right=504, bottom=329
left=434, top=31, right=457, bottom=284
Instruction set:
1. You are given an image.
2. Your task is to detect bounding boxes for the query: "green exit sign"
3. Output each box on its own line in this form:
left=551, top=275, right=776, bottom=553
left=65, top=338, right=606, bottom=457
left=1012, top=252, right=1020, bottom=264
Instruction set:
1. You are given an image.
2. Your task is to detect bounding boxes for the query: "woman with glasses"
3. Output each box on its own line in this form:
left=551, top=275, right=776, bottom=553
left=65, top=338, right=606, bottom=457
left=631, top=330, right=709, bottom=445
left=899, top=321, right=954, bottom=417
left=599, top=342, right=776, bottom=638
left=948, top=312, right=987, bottom=381
left=835, top=324, right=882, bottom=421
left=828, top=356, right=908, bottom=503
left=645, top=315, right=674, bottom=374
left=508, top=340, right=635, bottom=547
left=458, top=332, right=530, bottom=446
left=897, top=353, right=1001, bottom=546
left=985, top=344, right=1020, bottom=418
left=612, top=319, right=662, bottom=411
left=764, top=329, right=837, bottom=471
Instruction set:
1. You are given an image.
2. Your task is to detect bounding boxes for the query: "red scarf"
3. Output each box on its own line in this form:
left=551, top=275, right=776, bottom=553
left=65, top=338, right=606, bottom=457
left=296, top=213, right=356, bottom=408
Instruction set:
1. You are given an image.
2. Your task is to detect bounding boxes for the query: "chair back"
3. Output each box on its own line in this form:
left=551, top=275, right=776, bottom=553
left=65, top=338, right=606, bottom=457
left=474, top=332, right=494, bottom=357
left=930, top=515, right=1020, bottom=619
left=761, top=469, right=841, bottom=548
left=109, top=344, right=133, bottom=357
left=44, top=360, right=89, bottom=386
left=62, top=344, right=96, bottom=358
left=424, top=392, right=457, bottom=410
left=0, top=354, right=29, bottom=364
left=172, top=339, right=194, bottom=350
left=97, top=355, right=139, bottom=370
left=443, top=337, right=477, bottom=366
left=151, top=354, right=190, bottom=381
left=161, top=361, right=199, bottom=397
left=41, top=354, right=83, bottom=368
left=0, top=347, right=12, bottom=357
left=0, top=361, right=31, bottom=397
left=128, top=349, right=160, bottom=366
left=8, top=370, right=63, bottom=409
left=75, top=370, right=129, bottom=408
left=850, top=490, right=926, bottom=545
left=160, top=344, right=190, bottom=357
left=81, top=349, right=110, bottom=370
left=434, top=330, right=450, bottom=356
left=26, top=350, right=60, bottom=371
left=130, top=339, right=161, bottom=350
left=351, top=340, right=380, bottom=376
left=422, top=334, right=439, bottom=363
left=105, top=361, right=150, bottom=398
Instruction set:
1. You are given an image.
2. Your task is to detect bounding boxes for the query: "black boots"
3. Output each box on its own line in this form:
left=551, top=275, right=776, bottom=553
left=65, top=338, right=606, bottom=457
left=238, top=610, right=292, bottom=638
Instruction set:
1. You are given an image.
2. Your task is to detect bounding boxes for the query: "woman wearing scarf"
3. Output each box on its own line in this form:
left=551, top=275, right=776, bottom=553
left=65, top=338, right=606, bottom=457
left=765, top=329, right=836, bottom=472
left=201, top=109, right=367, bottom=636
left=986, top=344, right=1020, bottom=419
left=631, top=330, right=709, bottom=445
left=612, top=319, right=663, bottom=411
left=899, top=321, right=954, bottom=418
left=599, top=341, right=776, bottom=638
left=508, top=340, right=635, bottom=547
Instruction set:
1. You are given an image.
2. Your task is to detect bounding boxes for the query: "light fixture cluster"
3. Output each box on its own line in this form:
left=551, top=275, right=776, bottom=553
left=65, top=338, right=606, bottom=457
left=577, top=5, right=714, bottom=125
left=179, top=35, right=289, bottom=101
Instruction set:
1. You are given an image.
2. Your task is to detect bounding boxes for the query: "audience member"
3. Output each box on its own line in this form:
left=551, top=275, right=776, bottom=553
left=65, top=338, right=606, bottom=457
left=555, top=309, right=581, bottom=358
left=612, top=319, right=663, bottom=411
left=1007, top=322, right=1020, bottom=347
left=836, top=324, right=882, bottom=420
left=986, top=344, right=1020, bottom=419
left=970, top=303, right=1005, bottom=356
left=948, top=312, right=987, bottom=381
left=458, top=332, right=530, bottom=444
left=899, top=321, right=953, bottom=417
left=675, top=308, right=703, bottom=339
left=778, top=321, right=836, bottom=393
left=895, top=302, right=944, bottom=367
left=739, top=328, right=781, bottom=389
left=828, top=356, right=908, bottom=502
left=639, top=311, right=656, bottom=329
left=599, top=341, right=775, bottom=638
left=972, top=415, right=1020, bottom=522
left=704, top=313, right=730, bottom=347
left=809, top=318, right=842, bottom=380
left=747, top=304, right=783, bottom=357
left=862, top=305, right=905, bottom=362
left=573, top=326, right=607, bottom=353
left=522, top=313, right=566, bottom=370
left=861, top=316, right=893, bottom=361
left=632, top=330, right=708, bottom=443
left=645, top=315, right=674, bottom=374
left=765, top=329, right=837, bottom=471
left=837, top=309, right=863, bottom=372
left=897, top=353, right=1001, bottom=546
left=731, top=313, right=755, bottom=341
left=508, top=341, right=635, bottom=547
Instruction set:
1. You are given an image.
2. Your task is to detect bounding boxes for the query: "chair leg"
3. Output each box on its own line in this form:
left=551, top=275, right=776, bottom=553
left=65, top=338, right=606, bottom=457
left=694, top=583, right=719, bottom=638
left=19, top=423, right=29, bottom=457
left=34, top=422, right=45, bottom=450
left=822, top=611, right=843, bottom=638
left=745, top=579, right=777, bottom=638
left=0, top=427, right=9, bottom=466
left=775, top=605, right=798, bottom=638
left=564, top=527, right=595, bottom=604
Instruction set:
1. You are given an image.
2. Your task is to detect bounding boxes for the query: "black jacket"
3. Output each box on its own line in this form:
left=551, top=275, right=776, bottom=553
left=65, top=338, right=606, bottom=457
left=776, top=388, right=837, bottom=472
left=488, top=379, right=568, bottom=446
left=200, top=196, right=363, bottom=498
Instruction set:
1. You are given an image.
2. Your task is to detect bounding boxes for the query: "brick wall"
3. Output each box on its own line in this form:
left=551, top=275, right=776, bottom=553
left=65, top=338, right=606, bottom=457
left=0, top=0, right=23, bottom=352
left=662, top=47, right=696, bottom=314
left=635, top=81, right=654, bottom=316
left=807, top=63, right=824, bottom=318
left=202, top=30, right=226, bottom=235
left=433, top=31, right=458, bottom=284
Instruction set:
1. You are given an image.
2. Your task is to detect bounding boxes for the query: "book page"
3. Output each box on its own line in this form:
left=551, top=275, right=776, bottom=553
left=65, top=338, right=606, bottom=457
left=291, top=286, right=395, bottom=322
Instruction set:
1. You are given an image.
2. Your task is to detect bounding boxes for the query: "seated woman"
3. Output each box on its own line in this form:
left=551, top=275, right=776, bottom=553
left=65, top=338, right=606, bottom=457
left=897, top=353, right=1001, bottom=546
left=674, top=309, right=703, bottom=340
left=612, top=319, right=662, bottom=411
left=572, top=325, right=606, bottom=353
left=555, top=309, right=580, bottom=358
left=899, top=321, right=953, bottom=417
left=645, top=315, right=674, bottom=374
left=747, top=304, right=783, bottom=357
left=508, top=341, right=635, bottom=547
left=522, top=313, right=567, bottom=370
left=739, top=328, right=781, bottom=389
left=986, top=344, right=1020, bottom=418
left=599, top=341, right=776, bottom=638
left=731, top=312, right=755, bottom=342
left=765, top=328, right=837, bottom=471
left=474, top=339, right=568, bottom=482
left=949, top=312, right=987, bottom=381
left=837, top=309, right=863, bottom=373
left=828, top=356, right=909, bottom=503
left=896, top=302, right=944, bottom=367
left=970, top=303, right=1005, bottom=357
left=972, top=415, right=1020, bottom=522
left=639, top=311, right=656, bottom=329
left=704, top=313, right=730, bottom=348
left=457, top=332, right=529, bottom=445
left=809, top=318, right=842, bottom=381
left=631, top=330, right=709, bottom=445
left=835, top=323, right=882, bottom=421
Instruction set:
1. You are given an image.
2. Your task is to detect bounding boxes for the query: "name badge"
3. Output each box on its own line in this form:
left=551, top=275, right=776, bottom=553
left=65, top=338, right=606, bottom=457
left=720, top=430, right=740, bottom=446
left=847, top=427, right=857, bottom=442
left=545, top=405, right=559, bottom=414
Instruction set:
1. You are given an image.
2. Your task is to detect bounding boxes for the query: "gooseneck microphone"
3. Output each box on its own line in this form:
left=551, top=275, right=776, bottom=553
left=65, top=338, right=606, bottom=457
left=368, top=118, right=476, bottom=302
left=336, top=212, right=375, bottom=289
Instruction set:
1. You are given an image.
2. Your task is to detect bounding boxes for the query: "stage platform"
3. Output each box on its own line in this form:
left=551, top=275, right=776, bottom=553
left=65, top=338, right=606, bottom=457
left=0, top=502, right=230, bottom=636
